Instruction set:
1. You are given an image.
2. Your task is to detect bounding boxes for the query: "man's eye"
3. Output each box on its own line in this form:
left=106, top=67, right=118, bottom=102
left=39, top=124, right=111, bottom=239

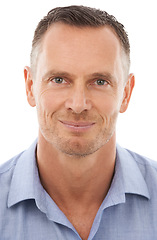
left=95, top=79, right=107, bottom=85
left=52, top=77, right=65, bottom=84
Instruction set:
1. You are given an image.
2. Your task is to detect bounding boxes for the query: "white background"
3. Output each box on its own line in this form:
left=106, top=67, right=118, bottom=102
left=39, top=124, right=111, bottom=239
left=0, top=0, right=157, bottom=164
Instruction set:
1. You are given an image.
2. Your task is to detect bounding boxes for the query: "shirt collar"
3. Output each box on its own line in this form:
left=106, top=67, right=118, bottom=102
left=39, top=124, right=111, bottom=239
left=8, top=141, right=150, bottom=209
left=113, top=144, right=150, bottom=200
left=99, top=144, right=150, bottom=211
left=7, top=139, right=43, bottom=208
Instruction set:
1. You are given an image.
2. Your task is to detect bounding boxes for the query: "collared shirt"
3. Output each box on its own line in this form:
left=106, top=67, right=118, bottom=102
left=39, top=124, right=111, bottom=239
left=0, top=140, right=157, bottom=240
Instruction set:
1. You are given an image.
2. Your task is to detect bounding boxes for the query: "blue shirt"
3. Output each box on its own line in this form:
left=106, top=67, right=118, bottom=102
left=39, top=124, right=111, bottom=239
left=0, top=140, right=157, bottom=240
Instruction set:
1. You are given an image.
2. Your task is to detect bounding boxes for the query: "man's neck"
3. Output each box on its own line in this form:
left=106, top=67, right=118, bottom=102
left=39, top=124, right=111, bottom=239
left=36, top=132, right=116, bottom=208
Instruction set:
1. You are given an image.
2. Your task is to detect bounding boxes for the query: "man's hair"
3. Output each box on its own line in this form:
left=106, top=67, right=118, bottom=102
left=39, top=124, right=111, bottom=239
left=31, top=5, right=130, bottom=76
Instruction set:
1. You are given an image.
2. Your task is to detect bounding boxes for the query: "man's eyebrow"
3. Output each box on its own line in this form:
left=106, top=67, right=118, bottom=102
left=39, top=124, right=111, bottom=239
left=42, top=70, right=75, bottom=80
left=88, top=72, right=116, bottom=82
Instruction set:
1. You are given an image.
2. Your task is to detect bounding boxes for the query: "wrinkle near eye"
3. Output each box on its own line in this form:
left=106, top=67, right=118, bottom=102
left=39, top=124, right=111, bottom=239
left=40, top=88, right=51, bottom=97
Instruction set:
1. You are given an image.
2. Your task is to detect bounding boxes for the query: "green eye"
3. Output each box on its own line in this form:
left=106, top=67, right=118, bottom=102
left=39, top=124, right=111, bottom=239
left=53, top=77, right=64, bottom=84
left=96, top=79, right=106, bottom=85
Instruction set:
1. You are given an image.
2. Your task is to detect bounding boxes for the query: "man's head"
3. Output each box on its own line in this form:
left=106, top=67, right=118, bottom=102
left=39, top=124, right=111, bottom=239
left=30, top=5, right=130, bottom=79
left=25, top=6, right=134, bottom=157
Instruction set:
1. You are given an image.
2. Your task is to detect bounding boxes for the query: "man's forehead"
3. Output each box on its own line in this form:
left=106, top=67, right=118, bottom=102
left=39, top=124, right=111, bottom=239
left=39, top=23, right=121, bottom=66
left=42, top=22, right=121, bottom=48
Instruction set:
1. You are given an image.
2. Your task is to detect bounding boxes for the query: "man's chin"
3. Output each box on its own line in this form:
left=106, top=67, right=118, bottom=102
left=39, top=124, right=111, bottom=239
left=55, top=139, right=103, bottom=158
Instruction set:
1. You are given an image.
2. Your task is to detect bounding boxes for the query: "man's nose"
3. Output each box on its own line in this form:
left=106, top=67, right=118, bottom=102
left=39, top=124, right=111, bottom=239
left=65, top=85, right=92, bottom=114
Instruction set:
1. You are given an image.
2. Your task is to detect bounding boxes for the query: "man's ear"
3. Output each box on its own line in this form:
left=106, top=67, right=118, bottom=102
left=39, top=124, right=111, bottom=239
left=24, top=66, right=36, bottom=107
left=120, top=73, right=135, bottom=113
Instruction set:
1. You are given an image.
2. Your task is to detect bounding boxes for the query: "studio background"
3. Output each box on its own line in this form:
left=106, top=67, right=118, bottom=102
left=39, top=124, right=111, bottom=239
left=0, top=0, right=156, bottom=164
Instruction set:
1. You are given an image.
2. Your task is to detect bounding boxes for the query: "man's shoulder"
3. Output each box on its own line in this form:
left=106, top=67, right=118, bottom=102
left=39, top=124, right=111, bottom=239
left=0, top=151, right=25, bottom=175
left=117, top=144, right=157, bottom=183
left=0, top=152, right=25, bottom=190
left=121, top=146, right=157, bottom=187
left=117, top=144, right=157, bottom=169
left=0, top=140, right=37, bottom=177
left=125, top=148, right=157, bottom=170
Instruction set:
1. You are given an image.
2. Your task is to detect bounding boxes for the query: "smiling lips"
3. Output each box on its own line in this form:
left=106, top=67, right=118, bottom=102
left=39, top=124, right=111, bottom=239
left=59, top=120, right=95, bottom=132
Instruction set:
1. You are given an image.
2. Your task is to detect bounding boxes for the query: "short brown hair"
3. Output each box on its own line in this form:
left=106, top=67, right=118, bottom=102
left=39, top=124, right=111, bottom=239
left=31, top=5, right=130, bottom=76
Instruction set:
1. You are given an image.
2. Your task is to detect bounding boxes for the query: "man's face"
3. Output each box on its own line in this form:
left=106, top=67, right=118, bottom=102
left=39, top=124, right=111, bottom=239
left=25, top=23, right=134, bottom=157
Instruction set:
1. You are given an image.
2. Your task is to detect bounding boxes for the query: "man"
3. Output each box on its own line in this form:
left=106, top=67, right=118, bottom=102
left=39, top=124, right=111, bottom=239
left=0, top=5, right=157, bottom=240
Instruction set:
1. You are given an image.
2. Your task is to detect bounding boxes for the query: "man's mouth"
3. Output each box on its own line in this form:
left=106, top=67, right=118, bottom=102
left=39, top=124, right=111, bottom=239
left=59, top=120, right=95, bottom=132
